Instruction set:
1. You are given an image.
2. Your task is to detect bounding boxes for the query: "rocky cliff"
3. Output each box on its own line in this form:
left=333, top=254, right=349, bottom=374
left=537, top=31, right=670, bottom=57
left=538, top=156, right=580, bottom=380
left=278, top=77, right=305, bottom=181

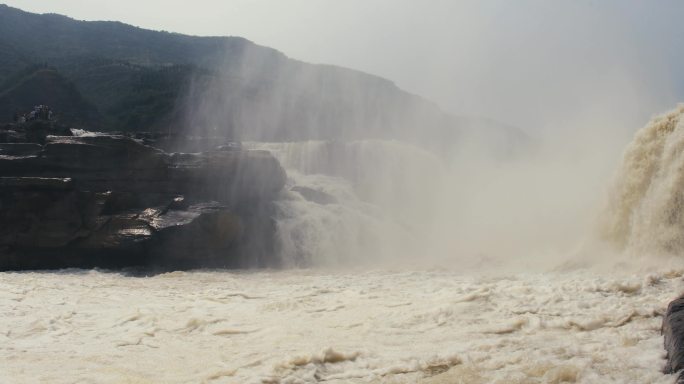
left=0, top=123, right=285, bottom=270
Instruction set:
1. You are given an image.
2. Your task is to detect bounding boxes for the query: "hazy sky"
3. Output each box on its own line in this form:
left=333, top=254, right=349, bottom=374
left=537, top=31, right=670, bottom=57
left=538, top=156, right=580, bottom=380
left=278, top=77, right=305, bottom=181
left=5, top=0, right=684, bottom=133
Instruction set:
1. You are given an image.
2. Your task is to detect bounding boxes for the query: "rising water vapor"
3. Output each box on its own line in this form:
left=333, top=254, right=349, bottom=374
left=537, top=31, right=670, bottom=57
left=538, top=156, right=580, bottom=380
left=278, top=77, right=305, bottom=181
left=178, top=41, right=636, bottom=270
left=245, top=140, right=446, bottom=266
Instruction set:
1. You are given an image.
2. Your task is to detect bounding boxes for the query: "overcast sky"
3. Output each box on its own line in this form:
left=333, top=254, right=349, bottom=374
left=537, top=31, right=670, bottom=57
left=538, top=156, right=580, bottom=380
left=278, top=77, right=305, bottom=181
left=4, top=0, right=684, bottom=134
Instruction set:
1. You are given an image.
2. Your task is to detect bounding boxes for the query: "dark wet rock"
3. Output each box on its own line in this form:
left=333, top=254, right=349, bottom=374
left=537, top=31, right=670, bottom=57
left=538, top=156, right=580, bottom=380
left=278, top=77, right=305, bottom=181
left=0, top=133, right=286, bottom=270
left=134, top=133, right=243, bottom=153
left=0, top=143, right=43, bottom=157
left=663, top=296, right=684, bottom=382
left=0, top=121, right=72, bottom=144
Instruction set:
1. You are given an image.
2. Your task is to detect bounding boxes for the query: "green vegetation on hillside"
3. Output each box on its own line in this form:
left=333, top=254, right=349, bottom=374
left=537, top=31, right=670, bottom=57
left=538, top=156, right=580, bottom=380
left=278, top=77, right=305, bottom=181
left=0, top=3, right=528, bottom=152
left=0, top=4, right=242, bottom=130
left=0, top=66, right=101, bottom=128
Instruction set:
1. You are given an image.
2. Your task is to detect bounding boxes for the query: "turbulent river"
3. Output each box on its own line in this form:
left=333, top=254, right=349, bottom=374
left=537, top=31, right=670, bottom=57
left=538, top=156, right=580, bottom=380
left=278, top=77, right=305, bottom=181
left=0, top=266, right=680, bottom=383
left=6, top=107, right=684, bottom=383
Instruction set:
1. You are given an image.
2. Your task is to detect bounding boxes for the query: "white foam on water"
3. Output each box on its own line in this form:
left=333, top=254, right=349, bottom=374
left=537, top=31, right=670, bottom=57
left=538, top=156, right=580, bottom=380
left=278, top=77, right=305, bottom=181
left=0, top=267, right=679, bottom=383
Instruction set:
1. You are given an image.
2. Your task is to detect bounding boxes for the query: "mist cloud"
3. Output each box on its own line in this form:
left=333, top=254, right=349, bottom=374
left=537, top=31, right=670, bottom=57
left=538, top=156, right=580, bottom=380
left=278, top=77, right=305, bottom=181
left=5, top=0, right=683, bottom=134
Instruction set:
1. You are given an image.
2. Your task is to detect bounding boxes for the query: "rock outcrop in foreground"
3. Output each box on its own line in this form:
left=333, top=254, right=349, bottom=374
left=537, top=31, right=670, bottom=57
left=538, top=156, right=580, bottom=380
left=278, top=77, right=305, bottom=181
left=663, top=296, right=684, bottom=382
left=0, top=125, right=285, bottom=270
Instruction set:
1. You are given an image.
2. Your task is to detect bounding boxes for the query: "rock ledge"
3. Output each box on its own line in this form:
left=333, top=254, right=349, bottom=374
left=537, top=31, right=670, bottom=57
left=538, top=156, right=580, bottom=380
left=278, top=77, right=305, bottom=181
left=0, top=128, right=285, bottom=270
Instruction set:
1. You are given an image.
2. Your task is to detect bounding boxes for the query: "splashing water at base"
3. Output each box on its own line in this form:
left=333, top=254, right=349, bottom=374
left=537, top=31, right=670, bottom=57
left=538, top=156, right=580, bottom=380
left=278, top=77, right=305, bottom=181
left=245, top=140, right=447, bottom=266
left=248, top=137, right=610, bottom=269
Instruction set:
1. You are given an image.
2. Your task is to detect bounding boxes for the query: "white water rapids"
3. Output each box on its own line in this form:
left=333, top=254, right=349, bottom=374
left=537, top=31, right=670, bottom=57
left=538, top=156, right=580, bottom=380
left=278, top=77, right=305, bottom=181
left=5, top=107, right=684, bottom=383
left=246, top=140, right=445, bottom=267
left=0, top=267, right=680, bottom=384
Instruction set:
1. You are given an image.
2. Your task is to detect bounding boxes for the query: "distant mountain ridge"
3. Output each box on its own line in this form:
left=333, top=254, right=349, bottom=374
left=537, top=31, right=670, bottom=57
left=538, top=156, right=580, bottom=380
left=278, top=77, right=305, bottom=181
left=0, top=4, right=244, bottom=131
left=0, top=4, right=235, bottom=67
left=0, top=4, right=529, bottom=153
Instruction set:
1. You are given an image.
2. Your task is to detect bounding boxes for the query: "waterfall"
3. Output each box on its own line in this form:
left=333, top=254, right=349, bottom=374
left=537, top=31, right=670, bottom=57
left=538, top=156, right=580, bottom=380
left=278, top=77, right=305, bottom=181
left=600, top=105, right=684, bottom=255
left=246, top=140, right=447, bottom=266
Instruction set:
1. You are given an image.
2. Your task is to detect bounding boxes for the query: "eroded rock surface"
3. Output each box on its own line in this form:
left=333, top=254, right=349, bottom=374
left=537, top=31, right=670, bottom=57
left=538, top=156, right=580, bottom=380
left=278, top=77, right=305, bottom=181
left=0, top=130, right=285, bottom=270
left=663, top=296, right=684, bottom=383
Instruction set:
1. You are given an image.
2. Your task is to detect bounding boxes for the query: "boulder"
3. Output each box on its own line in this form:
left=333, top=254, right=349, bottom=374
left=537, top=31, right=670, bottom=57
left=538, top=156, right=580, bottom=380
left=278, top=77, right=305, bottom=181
left=663, top=296, right=684, bottom=382
left=0, top=133, right=286, bottom=270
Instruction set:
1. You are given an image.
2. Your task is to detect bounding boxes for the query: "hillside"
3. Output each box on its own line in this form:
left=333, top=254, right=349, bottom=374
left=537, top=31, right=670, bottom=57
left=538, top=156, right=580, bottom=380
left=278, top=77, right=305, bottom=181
left=0, top=66, right=101, bottom=127
left=0, top=4, right=528, bottom=152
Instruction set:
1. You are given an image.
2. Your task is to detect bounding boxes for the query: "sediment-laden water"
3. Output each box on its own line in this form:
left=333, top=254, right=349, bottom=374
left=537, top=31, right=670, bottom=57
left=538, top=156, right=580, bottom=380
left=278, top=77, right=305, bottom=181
left=0, top=266, right=679, bottom=383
